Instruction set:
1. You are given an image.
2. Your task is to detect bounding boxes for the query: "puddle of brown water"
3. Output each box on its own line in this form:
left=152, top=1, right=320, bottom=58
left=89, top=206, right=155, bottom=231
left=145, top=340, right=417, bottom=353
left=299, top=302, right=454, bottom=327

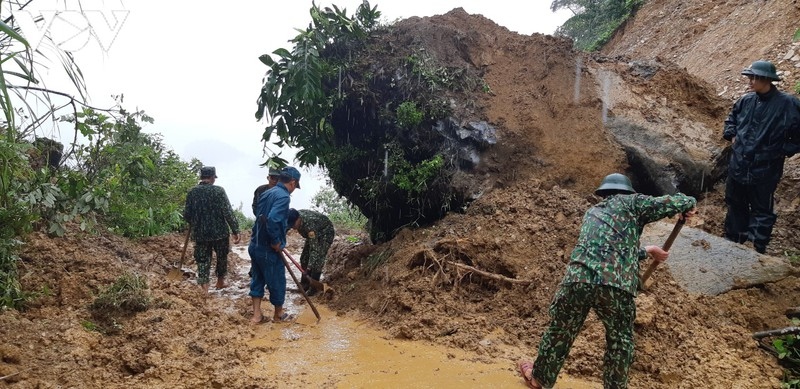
left=248, top=305, right=599, bottom=388
left=236, top=247, right=599, bottom=388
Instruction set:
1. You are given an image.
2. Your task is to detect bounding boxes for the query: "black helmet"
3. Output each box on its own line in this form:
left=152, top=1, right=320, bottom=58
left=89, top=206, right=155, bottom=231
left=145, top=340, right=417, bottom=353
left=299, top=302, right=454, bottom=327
left=741, top=60, right=781, bottom=81
left=595, top=173, right=635, bottom=196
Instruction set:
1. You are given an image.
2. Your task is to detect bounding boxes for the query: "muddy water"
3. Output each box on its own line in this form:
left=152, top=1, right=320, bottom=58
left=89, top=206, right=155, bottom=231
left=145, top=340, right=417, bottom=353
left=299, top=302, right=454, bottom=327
left=232, top=247, right=599, bottom=388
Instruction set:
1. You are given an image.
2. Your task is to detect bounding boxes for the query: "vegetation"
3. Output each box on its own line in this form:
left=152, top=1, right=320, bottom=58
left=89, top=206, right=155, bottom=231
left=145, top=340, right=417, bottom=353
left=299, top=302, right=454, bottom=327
left=90, top=272, right=151, bottom=313
left=772, top=326, right=800, bottom=388
left=255, top=2, right=381, bottom=168
left=311, top=187, right=367, bottom=231
left=63, top=105, right=199, bottom=238
left=255, top=2, right=479, bottom=241
left=0, top=2, right=200, bottom=309
left=89, top=272, right=151, bottom=333
left=551, top=0, right=644, bottom=51
left=396, top=101, right=424, bottom=128
left=233, top=203, right=255, bottom=231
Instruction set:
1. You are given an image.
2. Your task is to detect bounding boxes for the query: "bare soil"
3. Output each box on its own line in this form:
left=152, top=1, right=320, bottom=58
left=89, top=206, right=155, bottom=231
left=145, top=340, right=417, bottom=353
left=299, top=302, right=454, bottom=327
left=4, top=3, right=800, bottom=389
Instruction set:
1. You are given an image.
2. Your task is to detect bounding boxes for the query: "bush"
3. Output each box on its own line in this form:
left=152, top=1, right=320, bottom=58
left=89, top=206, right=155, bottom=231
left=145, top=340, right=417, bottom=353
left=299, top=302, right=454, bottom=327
left=233, top=202, right=255, bottom=231
left=311, top=187, right=367, bottom=231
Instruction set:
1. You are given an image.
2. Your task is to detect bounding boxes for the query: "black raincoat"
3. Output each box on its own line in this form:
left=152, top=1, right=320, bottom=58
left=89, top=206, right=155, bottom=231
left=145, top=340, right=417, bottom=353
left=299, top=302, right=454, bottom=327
left=723, top=86, right=800, bottom=185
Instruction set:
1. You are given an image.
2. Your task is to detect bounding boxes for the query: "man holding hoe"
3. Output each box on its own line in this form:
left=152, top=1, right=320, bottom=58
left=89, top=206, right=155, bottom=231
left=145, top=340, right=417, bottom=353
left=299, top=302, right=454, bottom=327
left=518, top=173, right=696, bottom=389
left=248, top=166, right=301, bottom=324
left=183, top=166, right=240, bottom=293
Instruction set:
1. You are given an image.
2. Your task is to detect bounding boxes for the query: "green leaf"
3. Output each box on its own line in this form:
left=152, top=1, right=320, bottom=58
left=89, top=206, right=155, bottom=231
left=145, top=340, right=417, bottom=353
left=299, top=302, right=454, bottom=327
left=258, top=54, right=274, bottom=66
left=0, top=20, right=29, bottom=47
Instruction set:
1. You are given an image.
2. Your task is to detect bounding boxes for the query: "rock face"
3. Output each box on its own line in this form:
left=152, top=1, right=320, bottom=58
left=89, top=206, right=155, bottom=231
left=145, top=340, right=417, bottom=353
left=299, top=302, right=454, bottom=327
left=593, top=59, right=730, bottom=196
left=642, top=221, right=799, bottom=295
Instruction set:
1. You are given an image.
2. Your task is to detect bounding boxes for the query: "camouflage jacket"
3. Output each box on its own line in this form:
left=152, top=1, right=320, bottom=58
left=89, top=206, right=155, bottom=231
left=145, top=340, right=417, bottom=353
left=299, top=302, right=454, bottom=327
left=296, top=210, right=335, bottom=271
left=561, top=193, right=696, bottom=296
left=297, top=210, right=335, bottom=242
left=251, top=183, right=271, bottom=215
left=183, top=182, right=239, bottom=242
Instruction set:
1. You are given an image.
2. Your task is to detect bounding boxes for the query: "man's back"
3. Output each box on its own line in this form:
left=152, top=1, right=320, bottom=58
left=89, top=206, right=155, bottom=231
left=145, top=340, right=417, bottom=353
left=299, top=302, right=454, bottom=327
left=185, top=183, right=238, bottom=242
left=297, top=209, right=334, bottom=239
left=252, top=184, right=291, bottom=248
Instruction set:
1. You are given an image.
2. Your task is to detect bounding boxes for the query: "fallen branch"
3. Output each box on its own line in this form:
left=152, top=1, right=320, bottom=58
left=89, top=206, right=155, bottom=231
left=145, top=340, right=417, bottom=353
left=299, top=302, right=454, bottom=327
left=445, top=260, right=533, bottom=285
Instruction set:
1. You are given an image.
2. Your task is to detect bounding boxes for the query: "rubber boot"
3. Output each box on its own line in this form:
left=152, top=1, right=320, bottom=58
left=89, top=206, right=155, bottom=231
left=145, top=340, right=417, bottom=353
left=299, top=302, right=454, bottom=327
left=300, top=271, right=310, bottom=292
left=307, top=271, right=322, bottom=296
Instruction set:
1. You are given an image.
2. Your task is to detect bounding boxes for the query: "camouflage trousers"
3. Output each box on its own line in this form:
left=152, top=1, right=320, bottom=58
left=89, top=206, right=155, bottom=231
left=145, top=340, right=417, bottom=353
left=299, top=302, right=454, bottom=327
left=193, top=238, right=230, bottom=285
left=299, top=235, right=334, bottom=274
left=532, top=282, right=636, bottom=389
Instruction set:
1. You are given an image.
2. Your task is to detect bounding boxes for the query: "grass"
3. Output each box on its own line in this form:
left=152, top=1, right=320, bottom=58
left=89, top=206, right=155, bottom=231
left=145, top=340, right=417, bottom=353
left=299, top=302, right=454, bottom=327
left=90, top=272, right=151, bottom=313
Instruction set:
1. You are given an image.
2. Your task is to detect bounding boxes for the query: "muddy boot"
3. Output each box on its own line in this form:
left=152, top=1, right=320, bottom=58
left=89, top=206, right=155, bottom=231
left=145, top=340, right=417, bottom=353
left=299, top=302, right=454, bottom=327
left=300, top=274, right=310, bottom=292
left=307, top=271, right=322, bottom=296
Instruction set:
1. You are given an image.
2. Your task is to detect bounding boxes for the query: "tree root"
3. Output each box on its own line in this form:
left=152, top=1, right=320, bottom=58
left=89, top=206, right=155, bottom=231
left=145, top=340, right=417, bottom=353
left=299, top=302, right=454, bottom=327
left=416, top=248, right=531, bottom=286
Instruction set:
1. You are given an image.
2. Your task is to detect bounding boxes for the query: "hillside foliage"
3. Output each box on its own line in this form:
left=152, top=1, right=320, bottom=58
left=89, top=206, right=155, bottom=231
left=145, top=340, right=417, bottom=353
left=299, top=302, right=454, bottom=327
left=552, top=0, right=644, bottom=51
left=0, top=2, right=200, bottom=309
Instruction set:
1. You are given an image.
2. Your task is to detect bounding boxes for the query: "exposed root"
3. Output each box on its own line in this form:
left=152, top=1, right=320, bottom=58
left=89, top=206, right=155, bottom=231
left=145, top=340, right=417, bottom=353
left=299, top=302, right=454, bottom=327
left=415, top=248, right=531, bottom=286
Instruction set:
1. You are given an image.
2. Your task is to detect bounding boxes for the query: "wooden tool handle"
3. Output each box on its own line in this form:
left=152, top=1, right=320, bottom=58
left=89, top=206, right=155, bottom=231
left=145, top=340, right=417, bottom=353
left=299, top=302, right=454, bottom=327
left=279, top=251, right=322, bottom=323
left=179, top=226, right=191, bottom=265
left=640, top=217, right=686, bottom=289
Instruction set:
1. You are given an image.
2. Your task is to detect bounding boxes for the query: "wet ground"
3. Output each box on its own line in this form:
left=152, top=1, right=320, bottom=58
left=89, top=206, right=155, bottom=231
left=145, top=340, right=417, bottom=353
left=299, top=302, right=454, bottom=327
left=230, top=247, right=599, bottom=389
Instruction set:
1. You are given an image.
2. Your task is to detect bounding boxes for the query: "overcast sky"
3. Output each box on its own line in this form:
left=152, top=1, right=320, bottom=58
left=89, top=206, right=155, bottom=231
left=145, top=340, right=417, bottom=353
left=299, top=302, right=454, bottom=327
left=26, top=0, right=571, bottom=217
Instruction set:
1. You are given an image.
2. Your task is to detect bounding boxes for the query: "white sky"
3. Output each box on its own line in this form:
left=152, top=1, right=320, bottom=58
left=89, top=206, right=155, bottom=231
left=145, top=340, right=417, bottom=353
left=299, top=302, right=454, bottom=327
left=22, top=0, right=571, bottom=217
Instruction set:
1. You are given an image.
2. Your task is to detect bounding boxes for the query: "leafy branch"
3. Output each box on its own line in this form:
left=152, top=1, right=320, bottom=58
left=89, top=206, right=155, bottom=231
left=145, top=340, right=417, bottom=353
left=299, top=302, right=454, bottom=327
left=255, top=1, right=380, bottom=168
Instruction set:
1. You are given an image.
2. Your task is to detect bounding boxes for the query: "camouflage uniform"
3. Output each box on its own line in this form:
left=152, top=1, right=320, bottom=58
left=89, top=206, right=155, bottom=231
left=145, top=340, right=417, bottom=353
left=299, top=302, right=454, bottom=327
left=532, top=192, right=696, bottom=389
left=252, top=183, right=271, bottom=215
left=296, top=209, right=335, bottom=274
left=184, top=182, right=239, bottom=285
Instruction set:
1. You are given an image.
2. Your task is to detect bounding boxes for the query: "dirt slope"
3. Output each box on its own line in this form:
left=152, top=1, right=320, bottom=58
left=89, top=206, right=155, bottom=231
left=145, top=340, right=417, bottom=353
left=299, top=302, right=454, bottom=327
left=325, top=7, right=800, bottom=388
left=3, top=4, right=800, bottom=389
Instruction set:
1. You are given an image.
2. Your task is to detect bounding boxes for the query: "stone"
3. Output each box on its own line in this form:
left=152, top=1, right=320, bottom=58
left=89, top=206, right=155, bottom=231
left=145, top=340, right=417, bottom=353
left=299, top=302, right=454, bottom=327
left=640, top=221, right=800, bottom=295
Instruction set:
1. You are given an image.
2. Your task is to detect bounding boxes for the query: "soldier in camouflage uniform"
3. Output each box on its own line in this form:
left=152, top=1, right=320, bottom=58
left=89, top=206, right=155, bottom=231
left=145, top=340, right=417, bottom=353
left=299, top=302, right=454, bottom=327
left=518, top=173, right=696, bottom=389
left=287, top=208, right=334, bottom=295
left=183, top=166, right=240, bottom=293
left=251, top=168, right=281, bottom=215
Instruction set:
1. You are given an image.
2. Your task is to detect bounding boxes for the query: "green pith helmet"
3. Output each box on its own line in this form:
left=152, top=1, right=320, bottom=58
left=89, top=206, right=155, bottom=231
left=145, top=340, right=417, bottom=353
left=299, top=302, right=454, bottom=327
left=595, top=173, right=635, bottom=196
left=741, top=60, right=781, bottom=81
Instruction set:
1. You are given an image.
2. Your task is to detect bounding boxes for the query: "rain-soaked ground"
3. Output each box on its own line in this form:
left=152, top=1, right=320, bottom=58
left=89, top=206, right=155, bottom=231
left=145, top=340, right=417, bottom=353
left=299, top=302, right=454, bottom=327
left=219, top=246, right=600, bottom=389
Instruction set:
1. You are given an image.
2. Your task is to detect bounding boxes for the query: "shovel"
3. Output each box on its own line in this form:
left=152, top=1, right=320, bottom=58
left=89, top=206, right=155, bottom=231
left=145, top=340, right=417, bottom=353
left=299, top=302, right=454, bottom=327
left=282, top=249, right=329, bottom=294
left=640, top=215, right=686, bottom=290
left=167, top=227, right=191, bottom=281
